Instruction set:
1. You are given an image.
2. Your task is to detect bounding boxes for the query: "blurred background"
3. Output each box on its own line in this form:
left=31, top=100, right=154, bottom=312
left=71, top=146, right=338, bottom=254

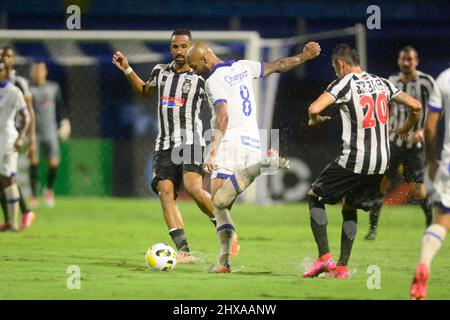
left=0, top=0, right=449, bottom=203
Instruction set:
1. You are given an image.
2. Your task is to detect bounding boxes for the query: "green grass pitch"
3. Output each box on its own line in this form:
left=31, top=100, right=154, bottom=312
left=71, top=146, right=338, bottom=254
left=1, top=197, right=448, bottom=300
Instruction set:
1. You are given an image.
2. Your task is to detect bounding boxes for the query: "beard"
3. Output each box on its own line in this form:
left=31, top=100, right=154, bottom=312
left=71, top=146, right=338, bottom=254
left=174, top=55, right=186, bottom=66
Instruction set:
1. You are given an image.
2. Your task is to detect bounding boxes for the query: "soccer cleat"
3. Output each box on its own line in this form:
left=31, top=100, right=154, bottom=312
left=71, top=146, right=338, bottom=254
left=364, top=229, right=377, bottom=241
left=176, top=251, right=198, bottom=264
left=231, top=233, right=241, bottom=259
left=330, top=266, right=350, bottom=279
left=30, top=197, right=39, bottom=209
left=262, top=150, right=290, bottom=170
left=410, top=262, right=430, bottom=300
left=206, top=262, right=231, bottom=273
left=20, top=211, right=36, bottom=230
left=44, top=188, right=55, bottom=208
left=0, top=223, right=9, bottom=232
left=303, top=253, right=335, bottom=278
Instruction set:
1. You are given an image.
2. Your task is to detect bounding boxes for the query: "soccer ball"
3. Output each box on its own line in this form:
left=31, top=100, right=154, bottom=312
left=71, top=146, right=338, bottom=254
left=145, top=243, right=177, bottom=271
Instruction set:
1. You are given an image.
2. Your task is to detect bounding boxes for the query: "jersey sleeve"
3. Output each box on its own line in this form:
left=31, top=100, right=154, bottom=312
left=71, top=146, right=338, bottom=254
left=325, top=75, right=352, bottom=104
left=146, top=65, right=162, bottom=87
left=241, top=60, right=264, bottom=79
left=381, top=78, right=401, bottom=101
left=205, top=78, right=228, bottom=107
left=428, top=74, right=444, bottom=112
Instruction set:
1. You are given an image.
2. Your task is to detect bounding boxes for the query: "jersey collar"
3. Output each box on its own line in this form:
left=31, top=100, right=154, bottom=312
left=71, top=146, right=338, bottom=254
left=0, top=79, right=9, bottom=88
left=210, top=60, right=235, bottom=77
left=169, top=61, right=192, bottom=74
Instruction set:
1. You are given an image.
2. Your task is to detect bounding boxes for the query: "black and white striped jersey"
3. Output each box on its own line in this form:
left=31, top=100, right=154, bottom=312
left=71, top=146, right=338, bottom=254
left=388, top=70, right=435, bottom=148
left=147, top=62, right=206, bottom=151
left=326, top=71, right=400, bottom=175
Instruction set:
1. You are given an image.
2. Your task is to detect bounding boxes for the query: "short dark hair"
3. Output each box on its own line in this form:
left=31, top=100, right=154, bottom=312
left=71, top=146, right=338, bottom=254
left=171, top=28, right=192, bottom=40
left=1, top=46, right=14, bottom=54
left=331, top=43, right=360, bottom=67
left=31, top=59, right=47, bottom=65
left=399, top=46, right=419, bottom=59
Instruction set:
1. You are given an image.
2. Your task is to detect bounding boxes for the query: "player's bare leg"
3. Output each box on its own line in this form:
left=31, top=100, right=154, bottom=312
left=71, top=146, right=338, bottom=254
left=183, top=171, right=240, bottom=258
left=207, top=177, right=233, bottom=273
left=157, top=179, right=196, bottom=264
left=409, top=182, right=433, bottom=227
left=183, top=171, right=215, bottom=221
left=411, top=209, right=449, bottom=299
left=208, top=154, right=290, bottom=272
left=365, top=176, right=391, bottom=240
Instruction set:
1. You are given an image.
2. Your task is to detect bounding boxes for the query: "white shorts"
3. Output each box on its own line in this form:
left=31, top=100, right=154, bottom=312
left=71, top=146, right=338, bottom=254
left=0, top=145, right=18, bottom=178
left=212, top=130, right=262, bottom=179
left=425, top=160, right=450, bottom=211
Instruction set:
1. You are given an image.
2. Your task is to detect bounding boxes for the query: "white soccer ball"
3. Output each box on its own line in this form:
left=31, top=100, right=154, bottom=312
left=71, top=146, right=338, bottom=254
left=145, top=243, right=177, bottom=271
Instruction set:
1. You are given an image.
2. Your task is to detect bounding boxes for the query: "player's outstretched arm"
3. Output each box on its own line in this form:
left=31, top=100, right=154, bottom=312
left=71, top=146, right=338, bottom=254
left=391, top=91, right=422, bottom=139
left=262, top=42, right=321, bottom=77
left=307, top=92, right=334, bottom=126
left=425, top=109, right=441, bottom=180
left=112, top=51, right=154, bottom=97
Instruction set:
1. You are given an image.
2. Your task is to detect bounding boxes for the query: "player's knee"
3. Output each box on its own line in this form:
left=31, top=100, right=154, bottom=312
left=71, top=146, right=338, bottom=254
left=213, top=188, right=233, bottom=209
left=48, top=157, right=60, bottom=168
left=342, top=220, right=358, bottom=240
left=158, top=186, right=175, bottom=201
left=0, top=175, right=13, bottom=190
left=342, top=209, right=358, bottom=239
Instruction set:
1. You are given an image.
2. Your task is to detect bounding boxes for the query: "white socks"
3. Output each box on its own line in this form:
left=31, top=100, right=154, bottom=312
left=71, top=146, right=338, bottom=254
left=4, top=184, right=20, bottom=230
left=420, top=224, right=447, bottom=267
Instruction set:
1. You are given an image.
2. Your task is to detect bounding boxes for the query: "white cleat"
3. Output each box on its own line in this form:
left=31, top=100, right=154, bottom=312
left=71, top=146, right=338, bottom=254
left=44, top=188, right=55, bottom=208
left=261, top=149, right=290, bottom=170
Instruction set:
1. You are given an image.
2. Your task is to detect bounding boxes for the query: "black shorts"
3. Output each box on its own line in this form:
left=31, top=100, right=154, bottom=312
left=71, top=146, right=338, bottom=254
left=385, top=144, right=425, bottom=183
left=312, top=161, right=384, bottom=211
left=151, top=144, right=204, bottom=198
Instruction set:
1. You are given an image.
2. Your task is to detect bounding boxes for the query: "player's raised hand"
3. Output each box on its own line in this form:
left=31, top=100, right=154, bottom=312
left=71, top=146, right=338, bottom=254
left=303, top=42, right=321, bottom=60
left=112, top=51, right=129, bottom=71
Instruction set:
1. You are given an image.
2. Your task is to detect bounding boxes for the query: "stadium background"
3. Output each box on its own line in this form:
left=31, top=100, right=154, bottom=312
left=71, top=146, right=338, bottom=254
left=1, top=0, right=449, bottom=202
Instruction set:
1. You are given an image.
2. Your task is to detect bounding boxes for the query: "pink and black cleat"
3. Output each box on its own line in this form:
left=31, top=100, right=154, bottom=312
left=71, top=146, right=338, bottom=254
left=303, top=253, right=335, bottom=278
left=330, top=265, right=350, bottom=279
left=20, top=211, right=36, bottom=230
left=410, top=262, right=430, bottom=300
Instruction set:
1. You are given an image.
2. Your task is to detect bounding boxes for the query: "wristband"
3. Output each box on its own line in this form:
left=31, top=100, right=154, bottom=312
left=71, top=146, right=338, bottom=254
left=123, top=66, right=133, bottom=75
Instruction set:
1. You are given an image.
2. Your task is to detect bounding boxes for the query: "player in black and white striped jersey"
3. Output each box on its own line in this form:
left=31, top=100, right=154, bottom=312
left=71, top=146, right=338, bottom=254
left=303, top=44, right=422, bottom=279
left=365, top=47, right=436, bottom=240
left=112, top=29, right=240, bottom=263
